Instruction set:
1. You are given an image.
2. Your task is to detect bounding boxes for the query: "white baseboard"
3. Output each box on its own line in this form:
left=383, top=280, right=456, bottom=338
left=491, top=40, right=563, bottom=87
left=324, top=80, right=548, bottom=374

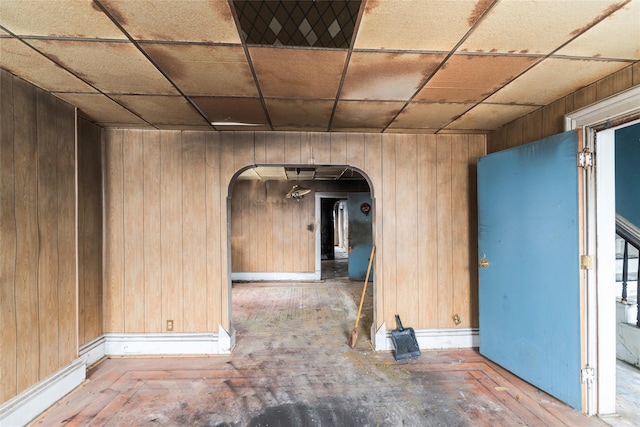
left=0, top=358, right=85, bottom=427
left=376, top=326, right=479, bottom=351
left=104, top=332, right=228, bottom=356
left=231, top=271, right=319, bottom=281
left=79, top=335, right=106, bottom=367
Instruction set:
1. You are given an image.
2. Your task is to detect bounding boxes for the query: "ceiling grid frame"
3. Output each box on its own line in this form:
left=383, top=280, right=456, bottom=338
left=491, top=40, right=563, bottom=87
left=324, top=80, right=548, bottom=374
left=0, top=0, right=636, bottom=132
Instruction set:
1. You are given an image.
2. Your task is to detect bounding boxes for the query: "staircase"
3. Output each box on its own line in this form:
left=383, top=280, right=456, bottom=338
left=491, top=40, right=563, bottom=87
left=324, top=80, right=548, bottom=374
left=616, top=216, right=640, bottom=367
left=616, top=234, right=639, bottom=305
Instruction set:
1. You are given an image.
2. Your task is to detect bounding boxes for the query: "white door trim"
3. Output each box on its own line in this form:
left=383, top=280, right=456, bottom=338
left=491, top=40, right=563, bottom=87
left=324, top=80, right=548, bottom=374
left=565, top=85, right=640, bottom=415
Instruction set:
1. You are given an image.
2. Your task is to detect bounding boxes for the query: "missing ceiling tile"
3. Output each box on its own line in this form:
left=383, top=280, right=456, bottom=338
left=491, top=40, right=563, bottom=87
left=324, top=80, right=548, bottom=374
left=233, top=0, right=361, bottom=48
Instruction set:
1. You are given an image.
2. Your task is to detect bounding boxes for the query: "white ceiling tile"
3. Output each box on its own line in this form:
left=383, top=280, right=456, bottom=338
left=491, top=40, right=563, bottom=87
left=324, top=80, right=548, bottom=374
left=486, top=58, right=632, bottom=105
left=355, top=0, right=484, bottom=51
left=389, top=102, right=474, bottom=130
left=446, top=104, right=540, bottom=131
left=0, top=0, right=125, bottom=39
left=333, top=101, right=405, bottom=130
left=53, top=92, right=146, bottom=124
left=341, top=52, right=445, bottom=101
left=141, top=44, right=258, bottom=96
left=111, top=95, right=208, bottom=126
left=27, top=39, right=178, bottom=95
left=266, top=99, right=334, bottom=131
left=556, top=1, right=640, bottom=60
left=0, top=38, right=96, bottom=92
left=459, top=0, right=628, bottom=55
left=99, top=0, right=241, bottom=43
left=250, top=48, right=346, bottom=99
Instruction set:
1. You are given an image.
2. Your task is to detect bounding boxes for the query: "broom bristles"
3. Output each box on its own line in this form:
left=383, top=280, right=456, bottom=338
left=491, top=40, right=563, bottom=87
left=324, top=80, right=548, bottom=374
left=348, top=328, right=358, bottom=348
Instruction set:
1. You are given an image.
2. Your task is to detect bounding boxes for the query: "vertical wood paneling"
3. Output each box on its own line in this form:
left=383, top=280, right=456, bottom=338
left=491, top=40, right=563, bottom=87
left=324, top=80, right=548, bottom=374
left=219, top=133, right=235, bottom=330
left=573, top=85, right=597, bottom=111
left=13, top=78, right=40, bottom=393
left=230, top=184, right=243, bottom=271
left=0, top=70, right=18, bottom=402
left=506, top=118, right=523, bottom=149
left=265, top=131, right=285, bottom=164
left=78, top=119, right=103, bottom=345
left=363, top=134, right=383, bottom=328
left=284, top=132, right=301, bottom=164
left=254, top=132, right=266, bottom=164
left=310, top=132, right=331, bottom=164
left=468, top=136, right=485, bottom=327
left=254, top=182, right=268, bottom=271
left=395, top=135, right=419, bottom=327
left=346, top=133, right=365, bottom=171
left=182, top=132, right=208, bottom=331
left=490, top=63, right=637, bottom=151
left=381, top=136, right=397, bottom=327
left=161, top=131, right=183, bottom=331
left=417, top=135, right=438, bottom=328
left=101, top=129, right=491, bottom=339
left=206, top=132, right=222, bottom=331
left=234, top=131, right=255, bottom=171
left=451, top=135, right=471, bottom=328
left=37, top=90, right=60, bottom=377
left=522, top=109, right=543, bottom=145
left=143, top=131, right=162, bottom=332
left=231, top=180, right=315, bottom=273
left=330, top=132, right=347, bottom=165
left=542, top=99, right=566, bottom=137
left=55, top=96, right=76, bottom=363
left=300, top=133, right=312, bottom=164
left=246, top=183, right=258, bottom=271
left=104, top=130, right=125, bottom=332
left=1, top=73, right=79, bottom=400
left=123, top=130, right=145, bottom=332
left=596, top=66, right=632, bottom=100
left=436, top=136, right=453, bottom=327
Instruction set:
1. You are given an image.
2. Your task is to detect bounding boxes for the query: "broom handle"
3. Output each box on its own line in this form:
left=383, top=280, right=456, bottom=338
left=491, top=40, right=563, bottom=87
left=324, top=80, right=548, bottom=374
left=354, top=246, right=375, bottom=330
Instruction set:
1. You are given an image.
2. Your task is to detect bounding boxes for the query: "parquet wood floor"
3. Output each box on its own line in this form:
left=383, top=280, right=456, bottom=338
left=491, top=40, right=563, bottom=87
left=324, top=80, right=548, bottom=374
left=31, top=280, right=619, bottom=426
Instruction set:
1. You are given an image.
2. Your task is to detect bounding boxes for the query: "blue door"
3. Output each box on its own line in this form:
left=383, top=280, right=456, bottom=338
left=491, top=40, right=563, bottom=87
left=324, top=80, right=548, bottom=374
left=347, top=193, right=373, bottom=281
left=477, top=131, right=585, bottom=410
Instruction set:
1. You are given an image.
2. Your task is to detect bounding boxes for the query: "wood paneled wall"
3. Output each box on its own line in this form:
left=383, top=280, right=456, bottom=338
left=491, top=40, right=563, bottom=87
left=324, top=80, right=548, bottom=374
left=488, top=62, right=640, bottom=152
left=104, top=130, right=224, bottom=333
left=231, top=180, right=315, bottom=273
left=103, top=130, right=485, bottom=335
left=78, top=118, right=103, bottom=346
left=231, top=179, right=369, bottom=273
left=0, top=70, right=77, bottom=402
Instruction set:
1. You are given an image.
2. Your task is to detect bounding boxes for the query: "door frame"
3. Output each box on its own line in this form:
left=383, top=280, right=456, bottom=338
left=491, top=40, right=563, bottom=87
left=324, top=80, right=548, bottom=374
left=315, top=192, right=350, bottom=280
left=565, top=85, right=640, bottom=415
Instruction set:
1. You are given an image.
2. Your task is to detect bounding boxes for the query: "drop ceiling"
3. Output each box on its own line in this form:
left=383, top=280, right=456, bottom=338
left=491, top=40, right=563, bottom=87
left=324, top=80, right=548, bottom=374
left=1, top=0, right=638, bottom=133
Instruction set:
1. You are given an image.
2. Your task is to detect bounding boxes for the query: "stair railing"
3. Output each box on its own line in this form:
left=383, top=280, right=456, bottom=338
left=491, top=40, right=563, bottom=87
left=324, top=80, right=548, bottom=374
left=616, top=215, right=640, bottom=328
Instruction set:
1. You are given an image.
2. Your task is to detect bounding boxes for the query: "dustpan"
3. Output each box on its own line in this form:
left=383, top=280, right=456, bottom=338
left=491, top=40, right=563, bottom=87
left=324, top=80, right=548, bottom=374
left=391, top=314, right=421, bottom=361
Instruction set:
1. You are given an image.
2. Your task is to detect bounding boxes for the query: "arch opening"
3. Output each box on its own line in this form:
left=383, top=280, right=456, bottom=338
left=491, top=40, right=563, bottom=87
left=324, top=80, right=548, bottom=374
left=226, top=165, right=376, bottom=351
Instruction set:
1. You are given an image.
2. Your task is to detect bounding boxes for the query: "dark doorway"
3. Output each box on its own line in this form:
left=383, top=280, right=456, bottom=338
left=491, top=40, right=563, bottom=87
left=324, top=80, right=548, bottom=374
left=321, top=198, right=340, bottom=260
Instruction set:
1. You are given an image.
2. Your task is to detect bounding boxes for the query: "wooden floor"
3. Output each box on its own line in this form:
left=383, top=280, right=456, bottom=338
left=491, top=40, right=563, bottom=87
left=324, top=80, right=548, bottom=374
left=31, top=279, right=632, bottom=426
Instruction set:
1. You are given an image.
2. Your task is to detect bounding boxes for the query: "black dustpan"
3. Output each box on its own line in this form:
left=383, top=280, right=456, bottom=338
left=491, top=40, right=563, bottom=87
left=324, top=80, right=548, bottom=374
left=391, top=315, right=421, bottom=361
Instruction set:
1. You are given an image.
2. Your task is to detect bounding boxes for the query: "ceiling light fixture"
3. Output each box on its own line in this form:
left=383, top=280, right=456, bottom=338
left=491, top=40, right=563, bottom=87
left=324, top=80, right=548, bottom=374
left=286, top=167, right=311, bottom=201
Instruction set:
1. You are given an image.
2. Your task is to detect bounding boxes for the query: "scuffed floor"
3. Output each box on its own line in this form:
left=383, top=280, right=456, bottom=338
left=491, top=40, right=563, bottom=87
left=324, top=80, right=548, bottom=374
left=31, top=280, right=610, bottom=426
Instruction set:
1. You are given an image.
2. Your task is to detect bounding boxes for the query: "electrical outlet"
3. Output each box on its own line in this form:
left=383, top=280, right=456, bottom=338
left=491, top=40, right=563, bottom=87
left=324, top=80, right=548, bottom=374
left=166, top=320, right=174, bottom=331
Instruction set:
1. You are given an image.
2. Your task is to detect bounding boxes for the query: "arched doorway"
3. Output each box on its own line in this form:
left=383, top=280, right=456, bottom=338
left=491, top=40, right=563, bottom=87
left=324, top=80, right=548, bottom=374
left=227, top=165, right=376, bottom=350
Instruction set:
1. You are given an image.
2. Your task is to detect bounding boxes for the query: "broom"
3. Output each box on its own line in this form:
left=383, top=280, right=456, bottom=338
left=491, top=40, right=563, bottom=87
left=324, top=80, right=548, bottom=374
left=348, top=245, right=375, bottom=348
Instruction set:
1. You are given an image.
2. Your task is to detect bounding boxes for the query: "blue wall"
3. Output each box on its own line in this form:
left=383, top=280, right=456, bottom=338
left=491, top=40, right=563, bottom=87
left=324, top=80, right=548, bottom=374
left=616, top=122, right=640, bottom=228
